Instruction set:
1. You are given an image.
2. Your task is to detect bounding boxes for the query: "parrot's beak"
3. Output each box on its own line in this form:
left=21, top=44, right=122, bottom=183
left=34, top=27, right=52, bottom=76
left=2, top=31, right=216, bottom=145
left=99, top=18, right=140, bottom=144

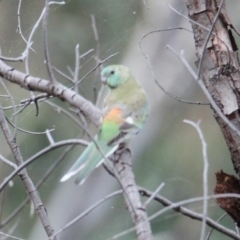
left=101, top=75, right=107, bottom=85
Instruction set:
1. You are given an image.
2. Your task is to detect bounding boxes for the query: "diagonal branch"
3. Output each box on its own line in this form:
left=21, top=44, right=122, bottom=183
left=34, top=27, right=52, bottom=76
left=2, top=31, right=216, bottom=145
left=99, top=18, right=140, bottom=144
left=112, top=149, right=153, bottom=240
left=0, top=60, right=102, bottom=126
left=139, top=187, right=240, bottom=240
left=0, top=105, right=58, bottom=240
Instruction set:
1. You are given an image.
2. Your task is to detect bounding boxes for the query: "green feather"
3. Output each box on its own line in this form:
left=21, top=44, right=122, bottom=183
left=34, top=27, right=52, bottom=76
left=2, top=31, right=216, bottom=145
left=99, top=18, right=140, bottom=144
left=61, top=65, right=149, bottom=185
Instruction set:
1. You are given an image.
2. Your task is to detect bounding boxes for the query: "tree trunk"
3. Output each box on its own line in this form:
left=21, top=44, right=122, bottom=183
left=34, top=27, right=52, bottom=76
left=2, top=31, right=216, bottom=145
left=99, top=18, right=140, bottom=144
left=186, top=0, right=240, bottom=226
left=185, top=0, right=240, bottom=175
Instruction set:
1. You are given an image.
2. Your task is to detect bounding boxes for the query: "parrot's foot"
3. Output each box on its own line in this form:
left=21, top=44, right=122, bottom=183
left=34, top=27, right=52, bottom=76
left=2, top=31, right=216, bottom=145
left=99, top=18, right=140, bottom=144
left=115, top=142, right=127, bottom=154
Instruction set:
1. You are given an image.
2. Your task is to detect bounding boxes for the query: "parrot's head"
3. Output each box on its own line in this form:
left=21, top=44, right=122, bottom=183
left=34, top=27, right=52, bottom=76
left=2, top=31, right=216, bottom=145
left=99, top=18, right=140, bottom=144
left=101, top=65, right=130, bottom=89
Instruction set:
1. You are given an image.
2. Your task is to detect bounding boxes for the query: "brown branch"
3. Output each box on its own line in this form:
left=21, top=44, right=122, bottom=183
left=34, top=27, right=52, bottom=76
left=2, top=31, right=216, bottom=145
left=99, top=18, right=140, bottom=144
left=1, top=142, right=77, bottom=227
left=112, top=149, right=153, bottom=240
left=51, top=190, right=123, bottom=239
left=0, top=139, right=88, bottom=192
left=0, top=105, right=58, bottom=239
left=42, top=0, right=56, bottom=83
left=185, top=0, right=240, bottom=176
left=139, top=27, right=210, bottom=106
left=0, top=60, right=102, bottom=126
left=139, top=187, right=240, bottom=240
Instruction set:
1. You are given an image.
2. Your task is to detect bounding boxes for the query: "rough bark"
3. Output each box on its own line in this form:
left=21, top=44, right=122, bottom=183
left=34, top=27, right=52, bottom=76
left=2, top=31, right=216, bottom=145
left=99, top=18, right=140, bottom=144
left=185, top=0, right=240, bottom=175
left=113, top=149, right=153, bottom=240
left=215, top=171, right=240, bottom=227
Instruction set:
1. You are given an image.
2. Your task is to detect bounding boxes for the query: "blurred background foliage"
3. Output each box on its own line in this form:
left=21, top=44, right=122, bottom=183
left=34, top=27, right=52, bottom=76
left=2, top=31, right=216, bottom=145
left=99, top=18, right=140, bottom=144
left=0, top=0, right=240, bottom=239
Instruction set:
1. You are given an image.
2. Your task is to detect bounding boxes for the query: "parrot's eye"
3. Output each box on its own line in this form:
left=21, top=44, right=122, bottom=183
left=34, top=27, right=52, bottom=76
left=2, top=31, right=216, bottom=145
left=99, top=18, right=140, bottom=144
left=110, top=70, right=115, bottom=75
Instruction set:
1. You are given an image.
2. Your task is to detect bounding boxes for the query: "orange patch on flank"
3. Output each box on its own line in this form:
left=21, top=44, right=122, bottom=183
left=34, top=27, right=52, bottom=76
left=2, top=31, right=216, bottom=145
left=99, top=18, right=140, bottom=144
left=104, top=108, right=123, bottom=124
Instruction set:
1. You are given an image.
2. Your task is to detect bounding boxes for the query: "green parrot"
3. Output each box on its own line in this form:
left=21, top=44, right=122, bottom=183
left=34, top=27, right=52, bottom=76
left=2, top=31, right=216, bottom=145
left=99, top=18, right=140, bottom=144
left=60, top=65, right=149, bottom=185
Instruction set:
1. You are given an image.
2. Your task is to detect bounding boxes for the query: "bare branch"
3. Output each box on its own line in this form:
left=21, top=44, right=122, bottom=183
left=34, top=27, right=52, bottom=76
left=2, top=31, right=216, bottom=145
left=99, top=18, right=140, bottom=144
left=46, top=129, right=55, bottom=145
left=73, top=44, right=80, bottom=93
left=0, top=72, right=17, bottom=136
left=51, top=190, right=123, bottom=239
left=0, top=139, right=88, bottom=192
left=52, top=66, right=74, bottom=82
left=91, top=14, right=101, bottom=102
left=6, top=117, right=55, bottom=135
left=113, top=190, right=240, bottom=240
left=0, top=104, right=58, bottom=239
left=0, top=231, right=24, bottom=240
left=16, top=0, right=28, bottom=44
left=143, top=182, right=165, bottom=208
left=77, top=52, right=119, bottom=85
left=206, top=213, right=227, bottom=240
left=0, top=60, right=102, bottom=126
left=183, top=119, right=209, bottom=240
left=139, top=27, right=209, bottom=105
left=1, top=142, right=77, bottom=227
left=45, top=100, right=83, bottom=128
left=111, top=149, right=153, bottom=240
left=139, top=187, right=240, bottom=240
left=42, top=0, right=56, bottom=83
left=24, top=1, right=65, bottom=73
left=0, top=154, right=17, bottom=169
left=166, top=45, right=240, bottom=138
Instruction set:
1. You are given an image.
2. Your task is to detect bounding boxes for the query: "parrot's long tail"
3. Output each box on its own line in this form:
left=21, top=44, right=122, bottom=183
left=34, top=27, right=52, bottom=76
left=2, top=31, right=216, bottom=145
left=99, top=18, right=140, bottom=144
left=60, top=141, right=97, bottom=182
left=74, top=144, right=118, bottom=185
left=60, top=140, right=118, bottom=185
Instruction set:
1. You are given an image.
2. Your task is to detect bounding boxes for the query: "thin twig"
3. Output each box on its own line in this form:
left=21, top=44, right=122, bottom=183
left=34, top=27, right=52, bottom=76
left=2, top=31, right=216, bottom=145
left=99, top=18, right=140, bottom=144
left=111, top=191, right=240, bottom=240
left=142, top=0, right=149, bottom=9
left=45, top=101, right=83, bottom=128
left=16, top=0, right=28, bottom=44
left=0, top=139, right=88, bottom=192
left=51, top=190, right=123, bottom=239
left=23, top=1, right=65, bottom=73
left=42, top=0, right=56, bottom=83
left=91, top=14, right=101, bottom=102
left=0, top=187, right=5, bottom=223
left=168, top=2, right=232, bottom=67
left=139, top=187, right=239, bottom=240
left=166, top=45, right=240, bottom=138
left=0, top=76, right=17, bottom=137
left=46, top=129, right=55, bottom=145
left=0, top=95, right=10, bottom=98
left=67, top=66, right=74, bottom=78
left=77, top=52, right=119, bottom=85
left=183, top=120, right=209, bottom=240
left=1, top=142, right=78, bottom=227
left=0, top=231, right=24, bottom=240
left=73, top=44, right=80, bottom=93
left=0, top=42, right=33, bottom=62
left=6, top=117, right=55, bottom=135
left=139, top=27, right=209, bottom=105
left=206, top=213, right=227, bottom=240
left=0, top=60, right=102, bottom=126
left=11, top=101, right=31, bottom=118
left=52, top=66, right=74, bottom=82
left=0, top=104, right=58, bottom=239
left=143, top=182, right=165, bottom=207
left=0, top=155, right=17, bottom=169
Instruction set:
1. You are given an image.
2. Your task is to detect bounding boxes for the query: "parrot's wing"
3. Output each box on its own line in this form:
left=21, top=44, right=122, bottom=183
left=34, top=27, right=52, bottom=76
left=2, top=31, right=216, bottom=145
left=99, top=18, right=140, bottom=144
left=107, top=116, right=141, bottom=146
